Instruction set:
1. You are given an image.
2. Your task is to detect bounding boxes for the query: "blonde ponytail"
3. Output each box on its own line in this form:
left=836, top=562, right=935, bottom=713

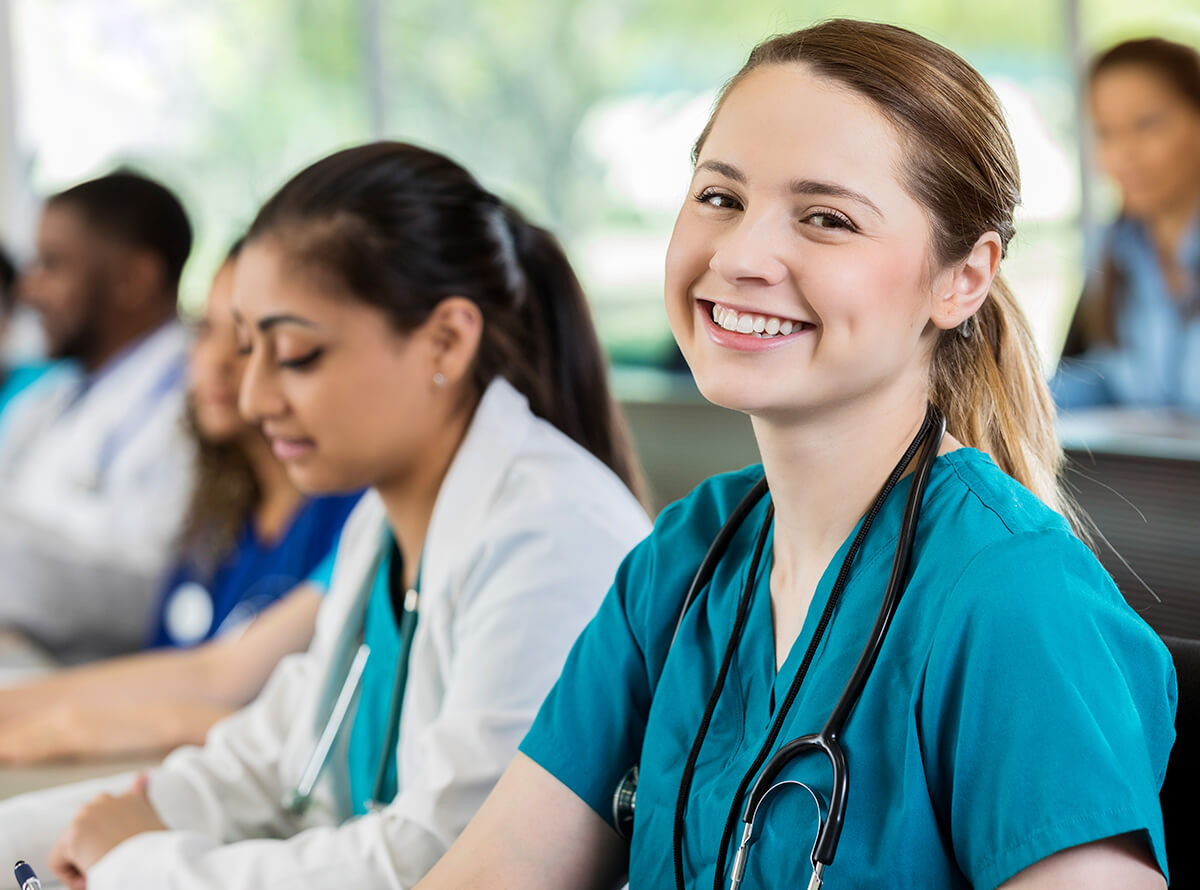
left=931, top=275, right=1077, bottom=525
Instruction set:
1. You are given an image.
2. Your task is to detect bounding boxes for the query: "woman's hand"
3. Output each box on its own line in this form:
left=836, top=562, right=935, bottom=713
left=49, top=773, right=166, bottom=890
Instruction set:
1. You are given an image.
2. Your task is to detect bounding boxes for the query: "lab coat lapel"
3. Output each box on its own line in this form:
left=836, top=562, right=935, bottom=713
left=421, top=378, right=534, bottom=608
left=306, top=380, right=535, bottom=780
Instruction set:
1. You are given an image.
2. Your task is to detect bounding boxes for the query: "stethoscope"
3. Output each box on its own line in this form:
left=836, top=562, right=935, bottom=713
left=283, top=540, right=420, bottom=816
left=613, top=403, right=945, bottom=890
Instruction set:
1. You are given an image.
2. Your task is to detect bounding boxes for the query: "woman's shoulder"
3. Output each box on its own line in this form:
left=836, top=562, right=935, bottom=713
left=924, top=448, right=1136, bottom=627
left=931, top=447, right=1075, bottom=543
left=653, top=463, right=766, bottom=541
left=606, top=465, right=766, bottom=626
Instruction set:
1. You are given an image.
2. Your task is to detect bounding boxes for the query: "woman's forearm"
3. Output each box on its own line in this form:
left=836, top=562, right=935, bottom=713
left=0, top=646, right=224, bottom=720
left=0, top=585, right=321, bottom=720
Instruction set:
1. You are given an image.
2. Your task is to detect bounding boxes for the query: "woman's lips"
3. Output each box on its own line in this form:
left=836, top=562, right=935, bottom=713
left=698, top=299, right=815, bottom=351
left=269, top=437, right=317, bottom=461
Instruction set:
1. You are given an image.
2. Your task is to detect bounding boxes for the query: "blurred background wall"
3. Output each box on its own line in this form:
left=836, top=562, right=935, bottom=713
left=1, top=0, right=1197, bottom=508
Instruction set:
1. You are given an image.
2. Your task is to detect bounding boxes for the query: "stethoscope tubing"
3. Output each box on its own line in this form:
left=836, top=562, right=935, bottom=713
left=672, top=476, right=771, bottom=645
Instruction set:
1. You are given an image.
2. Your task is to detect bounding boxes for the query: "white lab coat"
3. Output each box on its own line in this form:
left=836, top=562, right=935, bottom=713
left=0, top=322, right=194, bottom=660
left=0, top=378, right=649, bottom=889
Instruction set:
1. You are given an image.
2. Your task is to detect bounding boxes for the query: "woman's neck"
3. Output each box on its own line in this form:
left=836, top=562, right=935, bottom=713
left=375, top=398, right=476, bottom=591
left=1145, top=189, right=1200, bottom=267
left=242, top=433, right=306, bottom=543
left=753, top=379, right=931, bottom=608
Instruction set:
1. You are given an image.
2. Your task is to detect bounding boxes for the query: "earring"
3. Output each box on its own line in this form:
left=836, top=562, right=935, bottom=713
left=433, top=372, right=447, bottom=386
left=959, top=319, right=971, bottom=339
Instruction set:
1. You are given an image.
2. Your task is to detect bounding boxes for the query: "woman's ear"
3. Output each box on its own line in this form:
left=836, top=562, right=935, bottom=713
left=423, top=296, right=484, bottom=386
left=930, top=231, right=1002, bottom=331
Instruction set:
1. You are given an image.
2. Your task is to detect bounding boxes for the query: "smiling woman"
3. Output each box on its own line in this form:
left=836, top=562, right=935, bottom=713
left=416, top=19, right=1175, bottom=890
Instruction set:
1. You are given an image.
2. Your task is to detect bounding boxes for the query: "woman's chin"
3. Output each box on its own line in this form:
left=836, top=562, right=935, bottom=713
left=282, top=462, right=362, bottom=497
left=693, top=376, right=783, bottom=418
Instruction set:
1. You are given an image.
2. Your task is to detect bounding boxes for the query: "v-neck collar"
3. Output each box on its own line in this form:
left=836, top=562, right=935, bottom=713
left=740, top=465, right=926, bottom=722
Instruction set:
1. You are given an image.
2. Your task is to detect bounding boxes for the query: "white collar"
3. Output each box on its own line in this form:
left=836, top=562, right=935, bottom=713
left=421, top=377, right=535, bottom=597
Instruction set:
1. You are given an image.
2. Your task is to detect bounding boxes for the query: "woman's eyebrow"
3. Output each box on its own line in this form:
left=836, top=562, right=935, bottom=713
left=790, top=179, right=883, bottom=218
left=695, top=159, right=883, bottom=219
left=255, top=313, right=320, bottom=333
left=696, top=159, right=747, bottom=183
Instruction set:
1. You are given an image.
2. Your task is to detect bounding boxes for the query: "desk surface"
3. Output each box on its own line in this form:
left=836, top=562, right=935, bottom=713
left=1058, top=407, right=1200, bottom=462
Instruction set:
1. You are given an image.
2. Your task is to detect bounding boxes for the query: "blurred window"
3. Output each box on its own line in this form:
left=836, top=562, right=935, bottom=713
left=7, top=0, right=1198, bottom=372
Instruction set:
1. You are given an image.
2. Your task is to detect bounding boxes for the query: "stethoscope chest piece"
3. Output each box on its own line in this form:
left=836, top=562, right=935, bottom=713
left=612, top=765, right=638, bottom=840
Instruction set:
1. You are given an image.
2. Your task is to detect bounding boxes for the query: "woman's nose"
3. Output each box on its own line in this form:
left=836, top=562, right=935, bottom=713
left=238, top=348, right=284, bottom=422
left=708, top=213, right=789, bottom=287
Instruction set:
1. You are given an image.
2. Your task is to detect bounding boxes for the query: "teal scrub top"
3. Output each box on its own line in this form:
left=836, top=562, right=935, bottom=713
left=347, top=536, right=419, bottom=816
left=0, top=362, right=54, bottom=417
left=348, top=541, right=402, bottom=815
left=520, top=449, right=1177, bottom=889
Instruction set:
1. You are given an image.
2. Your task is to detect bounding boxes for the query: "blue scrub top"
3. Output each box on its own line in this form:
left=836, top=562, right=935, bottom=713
left=1052, top=213, right=1200, bottom=412
left=521, top=450, right=1177, bottom=889
left=147, top=493, right=360, bottom=648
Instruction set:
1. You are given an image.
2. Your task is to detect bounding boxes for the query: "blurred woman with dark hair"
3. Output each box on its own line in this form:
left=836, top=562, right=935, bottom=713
left=1054, top=36, right=1200, bottom=411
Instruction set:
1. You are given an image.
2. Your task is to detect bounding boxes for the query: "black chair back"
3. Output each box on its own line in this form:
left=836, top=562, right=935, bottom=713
left=1161, top=635, right=1199, bottom=888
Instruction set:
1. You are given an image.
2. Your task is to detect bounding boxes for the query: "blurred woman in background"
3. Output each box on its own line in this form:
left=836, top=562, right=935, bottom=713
left=1053, top=36, right=1200, bottom=411
left=0, top=243, right=358, bottom=763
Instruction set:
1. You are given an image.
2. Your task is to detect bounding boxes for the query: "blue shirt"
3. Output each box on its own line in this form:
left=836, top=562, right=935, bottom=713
left=1052, top=214, right=1200, bottom=412
left=521, top=451, right=1176, bottom=889
left=147, top=493, right=360, bottom=648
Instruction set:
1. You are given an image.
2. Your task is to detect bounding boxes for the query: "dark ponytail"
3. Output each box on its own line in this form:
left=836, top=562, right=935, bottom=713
left=484, top=203, right=644, bottom=497
left=244, top=141, right=644, bottom=499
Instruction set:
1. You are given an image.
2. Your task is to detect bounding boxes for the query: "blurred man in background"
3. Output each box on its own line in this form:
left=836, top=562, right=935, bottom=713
left=0, top=171, right=196, bottom=662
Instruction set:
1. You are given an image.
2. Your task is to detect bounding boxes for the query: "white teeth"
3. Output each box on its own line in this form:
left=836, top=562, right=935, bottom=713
left=708, top=302, right=804, bottom=338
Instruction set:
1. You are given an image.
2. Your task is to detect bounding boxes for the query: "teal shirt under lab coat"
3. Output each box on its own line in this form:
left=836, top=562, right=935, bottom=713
left=521, top=449, right=1177, bottom=889
left=347, top=538, right=405, bottom=816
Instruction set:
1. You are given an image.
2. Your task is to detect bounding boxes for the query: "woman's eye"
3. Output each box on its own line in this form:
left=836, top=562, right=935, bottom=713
left=693, top=189, right=742, bottom=210
left=1134, top=113, right=1164, bottom=133
left=234, top=342, right=252, bottom=357
left=278, top=348, right=324, bottom=370
left=804, top=210, right=856, bottom=232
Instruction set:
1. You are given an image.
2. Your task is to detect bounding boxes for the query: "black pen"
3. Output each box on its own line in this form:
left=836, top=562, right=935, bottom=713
left=12, top=861, right=41, bottom=890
